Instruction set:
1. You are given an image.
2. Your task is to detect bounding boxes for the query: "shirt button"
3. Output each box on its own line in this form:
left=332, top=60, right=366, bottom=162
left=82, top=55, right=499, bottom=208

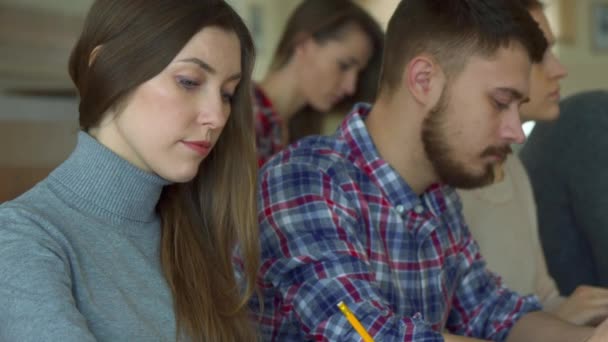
left=414, top=205, right=424, bottom=214
left=395, top=205, right=405, bottom=214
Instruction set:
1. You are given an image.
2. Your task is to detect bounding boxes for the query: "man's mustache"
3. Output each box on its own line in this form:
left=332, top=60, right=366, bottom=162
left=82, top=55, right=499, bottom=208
left=480, top=145, right=513, bottom=159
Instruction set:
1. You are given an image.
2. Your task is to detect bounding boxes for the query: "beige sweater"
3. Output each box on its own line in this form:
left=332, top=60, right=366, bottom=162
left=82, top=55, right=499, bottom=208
left=458, top=155, right=562, bottom=309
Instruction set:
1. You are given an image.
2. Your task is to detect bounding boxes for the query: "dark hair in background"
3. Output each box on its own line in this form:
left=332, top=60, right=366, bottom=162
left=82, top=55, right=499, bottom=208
left=268, top=0, right=384, bottom=142
left=514, top=0, right=544, bottom=11
left=379, top=0, right=548, bottom=95
left=69, top=0, right=259, bottom=341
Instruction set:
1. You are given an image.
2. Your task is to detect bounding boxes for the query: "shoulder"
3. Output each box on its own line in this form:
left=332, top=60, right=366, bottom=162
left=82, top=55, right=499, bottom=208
left=528, top=91, right=608, bottom=148
left=258, top=136, right=370, bottom=220
left=0, top=182, right=72, bottom=253
left=260, top=135, right=360, bottom=187
left=560, top=90, right=608, bottom=124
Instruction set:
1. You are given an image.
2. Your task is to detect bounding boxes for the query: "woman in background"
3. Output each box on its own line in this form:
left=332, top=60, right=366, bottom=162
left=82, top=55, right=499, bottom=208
left=255, top=0, right=383, bottom=166
left=0, top=0, right=259, bottom=341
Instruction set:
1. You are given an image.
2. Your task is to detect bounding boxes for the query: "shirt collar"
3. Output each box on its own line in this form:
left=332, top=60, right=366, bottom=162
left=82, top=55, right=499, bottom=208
left=337, top=103, right=452, bottom=216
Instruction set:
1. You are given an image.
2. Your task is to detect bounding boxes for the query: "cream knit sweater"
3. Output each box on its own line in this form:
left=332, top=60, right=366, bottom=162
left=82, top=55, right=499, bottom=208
left=458, top=155, right=563, bottom=310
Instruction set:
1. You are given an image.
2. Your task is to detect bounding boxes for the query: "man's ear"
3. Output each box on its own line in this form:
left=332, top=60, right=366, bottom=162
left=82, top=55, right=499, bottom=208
left=89, top=45, right=103, bottom=67
left=404, top=55, right=445, bottom=108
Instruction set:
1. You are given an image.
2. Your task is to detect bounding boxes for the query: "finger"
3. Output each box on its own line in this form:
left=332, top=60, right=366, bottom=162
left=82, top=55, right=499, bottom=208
left=585, top=286, right=608, bottom=297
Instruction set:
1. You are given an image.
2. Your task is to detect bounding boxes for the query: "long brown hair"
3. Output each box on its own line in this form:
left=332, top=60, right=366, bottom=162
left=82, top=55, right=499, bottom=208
left=268, top=0, right=384, bottom=142
left=69, top=1, right=259, bottom=341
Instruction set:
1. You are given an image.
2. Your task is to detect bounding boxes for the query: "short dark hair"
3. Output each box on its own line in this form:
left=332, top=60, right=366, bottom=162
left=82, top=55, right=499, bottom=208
left=379, top=0, right=548, bottom=94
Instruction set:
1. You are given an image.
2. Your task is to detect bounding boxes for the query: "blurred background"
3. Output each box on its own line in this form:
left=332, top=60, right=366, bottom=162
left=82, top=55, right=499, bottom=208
left=1, top=0, right=606, bottom=202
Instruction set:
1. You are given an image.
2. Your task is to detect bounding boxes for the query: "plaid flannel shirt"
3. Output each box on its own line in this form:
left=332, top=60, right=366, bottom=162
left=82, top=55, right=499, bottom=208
left=254, top=84, right=285, bottom=167
left=252, top=103, right=541, bottom=341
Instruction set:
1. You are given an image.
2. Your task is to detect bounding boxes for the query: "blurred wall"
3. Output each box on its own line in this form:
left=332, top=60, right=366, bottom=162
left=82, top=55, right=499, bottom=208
left=553, top=0, right=608, bottom=97
left=0, top=4, right=83, bottom=202
left=233, top=0, right=303, bottom=80
left=0, top=95, right=78, bottom=202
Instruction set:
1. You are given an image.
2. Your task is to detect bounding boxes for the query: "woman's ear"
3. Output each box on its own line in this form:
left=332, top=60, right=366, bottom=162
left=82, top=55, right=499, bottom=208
left=292, top=32, right=317, bottom=60
left=89, top=45, right=103, bottom=67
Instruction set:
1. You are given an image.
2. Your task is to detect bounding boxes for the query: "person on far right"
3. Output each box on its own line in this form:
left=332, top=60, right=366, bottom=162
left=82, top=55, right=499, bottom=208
left=521, top=90, right=608, bottom=299
left=459, top=0, right=608, bottom=328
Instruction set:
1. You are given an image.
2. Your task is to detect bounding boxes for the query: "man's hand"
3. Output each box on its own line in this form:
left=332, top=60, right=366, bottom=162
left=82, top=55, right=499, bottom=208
left=554, top=285, right=608, bottom=326
left=586, top=317, right=608, bottom=342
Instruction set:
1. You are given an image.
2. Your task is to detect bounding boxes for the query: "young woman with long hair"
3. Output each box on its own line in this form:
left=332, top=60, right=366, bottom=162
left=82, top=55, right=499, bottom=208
left=0, top=1, right=259, bottom=341
left=255, top=0, right=383, bottom=166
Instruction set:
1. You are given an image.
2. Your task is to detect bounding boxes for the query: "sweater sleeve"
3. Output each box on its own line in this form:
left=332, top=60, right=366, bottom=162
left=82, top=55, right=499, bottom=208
left=512, top=156, right=562, bottom=307
left=533, top=233, right=563, bottom=309
left=0, top=206, right=97, bottom=342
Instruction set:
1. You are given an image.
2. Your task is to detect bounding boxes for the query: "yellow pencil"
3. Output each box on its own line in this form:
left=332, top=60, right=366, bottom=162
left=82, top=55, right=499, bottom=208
left=337, top=301, right=375, bottom=342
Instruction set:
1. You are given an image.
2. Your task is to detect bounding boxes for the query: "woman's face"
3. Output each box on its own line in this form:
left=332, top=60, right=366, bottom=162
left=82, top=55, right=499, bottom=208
left=93, top=26, right=243, bottom=183
left=520, top=8, right=568, bottom=122
left=296, top=23, right=373, bottom=112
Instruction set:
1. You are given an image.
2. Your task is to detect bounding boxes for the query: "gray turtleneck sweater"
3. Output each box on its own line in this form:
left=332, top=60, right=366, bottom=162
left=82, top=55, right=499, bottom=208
left=0, top=132, right=176, bottom=341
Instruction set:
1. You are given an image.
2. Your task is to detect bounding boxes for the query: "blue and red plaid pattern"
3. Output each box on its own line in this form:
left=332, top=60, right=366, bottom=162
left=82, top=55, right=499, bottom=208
left=254, top=84, right=285, bottom=167
left=251, top=103, right=541, bottom=341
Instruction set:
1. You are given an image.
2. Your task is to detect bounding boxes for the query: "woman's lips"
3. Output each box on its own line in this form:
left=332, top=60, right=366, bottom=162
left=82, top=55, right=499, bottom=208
left=182, top=140, right=212, bottom=156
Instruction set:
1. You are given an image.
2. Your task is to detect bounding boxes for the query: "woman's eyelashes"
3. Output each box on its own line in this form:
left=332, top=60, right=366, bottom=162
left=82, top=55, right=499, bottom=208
left=177, top=76, right=200, bottom=90
left=176, top=74, right=235, bottom=104
left=337, top=60, right=351, bottom=72
left=221, top=91, right=234, bottom=104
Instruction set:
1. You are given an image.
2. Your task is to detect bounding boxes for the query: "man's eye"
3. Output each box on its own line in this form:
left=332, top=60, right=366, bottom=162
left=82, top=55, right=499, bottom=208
left=338, top=61, right=350, bottom=71
left=494, top=99, right=509, bottom=110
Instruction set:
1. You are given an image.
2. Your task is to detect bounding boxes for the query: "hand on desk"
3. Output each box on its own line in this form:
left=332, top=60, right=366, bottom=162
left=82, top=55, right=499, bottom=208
left=586, top=317, right=608, bottom=342
left=554, top=285, right=608, bottom=326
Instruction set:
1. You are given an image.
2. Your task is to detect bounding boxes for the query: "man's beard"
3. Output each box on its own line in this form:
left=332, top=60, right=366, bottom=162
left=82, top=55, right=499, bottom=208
left=421, top=88, right=511, bottom=189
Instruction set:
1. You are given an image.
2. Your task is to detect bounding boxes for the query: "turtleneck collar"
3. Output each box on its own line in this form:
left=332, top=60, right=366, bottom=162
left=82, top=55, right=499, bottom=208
left=49, top=131, right=171, bottom=223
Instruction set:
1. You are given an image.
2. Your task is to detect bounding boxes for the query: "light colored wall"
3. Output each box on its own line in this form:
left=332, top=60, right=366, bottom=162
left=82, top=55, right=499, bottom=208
left=356, top=0, right=399, bottom=29
left=233, top=0, right=303, bottom=80
left=552, top=0, right=608, bottom=97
